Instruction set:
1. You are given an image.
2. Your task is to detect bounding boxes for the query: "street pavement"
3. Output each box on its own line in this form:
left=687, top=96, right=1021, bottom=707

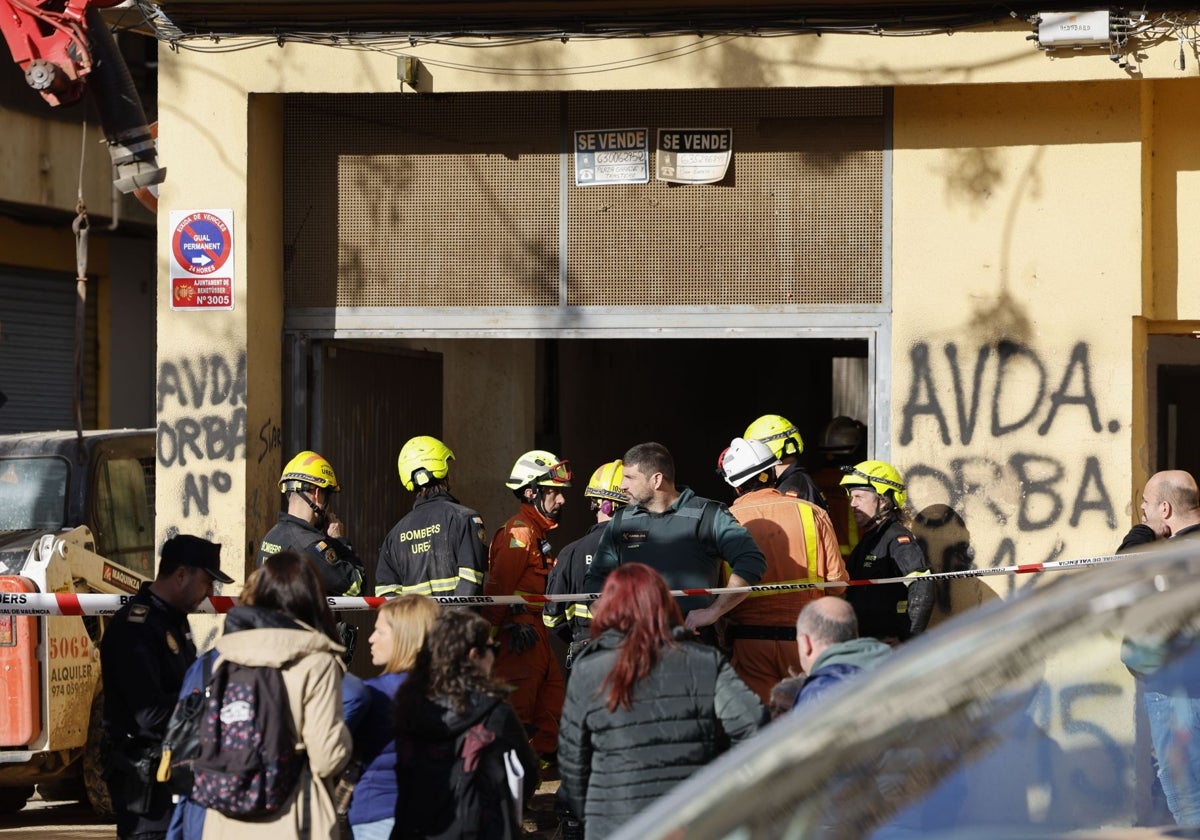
left=0, top=793, right=114, bottom=838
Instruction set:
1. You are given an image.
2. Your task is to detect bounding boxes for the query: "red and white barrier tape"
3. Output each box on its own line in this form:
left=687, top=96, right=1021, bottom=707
left=0, top=552, right=1125, bottom=616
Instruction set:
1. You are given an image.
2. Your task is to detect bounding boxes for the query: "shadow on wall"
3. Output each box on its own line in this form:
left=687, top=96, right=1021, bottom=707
left=911, top=503, right=1000, bottom=631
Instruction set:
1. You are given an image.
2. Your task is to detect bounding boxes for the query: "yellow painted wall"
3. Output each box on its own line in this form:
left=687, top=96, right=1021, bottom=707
left=153, top=82, right=277, bottom=590
left=892, top=80, right=1141, bottom=594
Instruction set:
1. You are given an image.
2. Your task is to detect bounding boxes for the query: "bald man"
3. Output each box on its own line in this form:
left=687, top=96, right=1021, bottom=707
left=1142, top=470, right=1200, bottom=539
left=792, top=597, right=891, bottom=712
left=1121, top=469, right=1200, bottom=825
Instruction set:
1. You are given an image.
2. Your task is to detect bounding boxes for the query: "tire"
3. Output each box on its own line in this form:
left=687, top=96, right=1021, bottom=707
left=83, top=694, right=114, bottom=818
left=0, top=785, right=33, bottom=814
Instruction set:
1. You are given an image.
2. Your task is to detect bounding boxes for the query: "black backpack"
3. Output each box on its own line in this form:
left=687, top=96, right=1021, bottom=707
left=156, top=651, right=214, bottom=795
left=396, top=698, right=518, bottom=840
left=190, top=659, right=304, bottom=818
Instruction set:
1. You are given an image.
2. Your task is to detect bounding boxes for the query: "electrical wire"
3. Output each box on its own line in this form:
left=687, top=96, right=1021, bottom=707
left=113, top=1, right=1200, bottom=77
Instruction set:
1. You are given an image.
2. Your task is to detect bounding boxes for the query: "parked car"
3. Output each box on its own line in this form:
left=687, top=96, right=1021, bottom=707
left=613, top=539, right=1200, bottom=839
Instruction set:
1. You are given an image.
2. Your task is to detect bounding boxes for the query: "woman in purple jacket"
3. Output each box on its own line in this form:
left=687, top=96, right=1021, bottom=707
left=347, top=595, right=441, bottom=840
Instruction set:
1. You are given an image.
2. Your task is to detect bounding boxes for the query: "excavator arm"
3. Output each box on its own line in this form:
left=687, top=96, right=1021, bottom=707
left=0, top=0, right=165, bottom=193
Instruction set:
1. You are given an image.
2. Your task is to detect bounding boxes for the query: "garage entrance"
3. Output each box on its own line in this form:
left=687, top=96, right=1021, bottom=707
left=286, top=332, right=877, bottom=583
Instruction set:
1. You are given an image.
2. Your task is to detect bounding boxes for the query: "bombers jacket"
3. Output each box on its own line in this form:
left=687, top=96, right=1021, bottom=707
left=727, top=487, right=847, bottom=628
left=483, top=503, right=558, bottom=627
left=543, top=521, right=604, bottom=644
left=558, top=628, right=765, bottom=839
left=845, top=517, right=932, bottom=642
left=774, top=462, right=828, bottom=510
left=376, top=489, right=488, bottom=596
left=258, top=513, right=365, bottom=597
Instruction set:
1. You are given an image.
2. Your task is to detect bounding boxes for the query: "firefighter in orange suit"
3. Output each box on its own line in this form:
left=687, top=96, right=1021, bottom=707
left=484, top=449, right=570, bottom=760
left=719, top=437, right=848, bottom=704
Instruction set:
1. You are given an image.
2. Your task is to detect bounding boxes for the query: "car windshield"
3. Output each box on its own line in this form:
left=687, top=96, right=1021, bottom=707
left=614, top=540, right=1200, bottom=840
left=0, top=456, right=69, bottom=531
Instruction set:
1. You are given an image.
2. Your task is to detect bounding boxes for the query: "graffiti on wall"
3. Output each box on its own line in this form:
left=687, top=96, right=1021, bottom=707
left=899, top=339, right=1120, bottom=598
left=156, top=352, right=247, bottom=518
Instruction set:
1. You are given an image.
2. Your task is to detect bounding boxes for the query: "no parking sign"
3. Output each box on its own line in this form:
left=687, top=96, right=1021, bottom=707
left=169, top=209, right=235, bottom=310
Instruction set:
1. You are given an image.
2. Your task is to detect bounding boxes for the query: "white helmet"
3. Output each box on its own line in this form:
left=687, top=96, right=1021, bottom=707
left=720, top=437, right=780, bottom=488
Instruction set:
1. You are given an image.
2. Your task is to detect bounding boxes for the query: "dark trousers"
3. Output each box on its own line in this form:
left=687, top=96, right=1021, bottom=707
left=111, top=780, right=173, bottom=840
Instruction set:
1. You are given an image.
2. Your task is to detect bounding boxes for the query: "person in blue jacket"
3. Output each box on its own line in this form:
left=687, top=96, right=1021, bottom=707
left=793, top=596, right=890, bottom=711
left=346, top=595, right=441, bottom=840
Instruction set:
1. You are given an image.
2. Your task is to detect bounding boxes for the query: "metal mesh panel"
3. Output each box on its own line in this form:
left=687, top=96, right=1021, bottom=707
left=285, top=93, right=560, bottom=308
left=284, top=88, right=884, bottom=309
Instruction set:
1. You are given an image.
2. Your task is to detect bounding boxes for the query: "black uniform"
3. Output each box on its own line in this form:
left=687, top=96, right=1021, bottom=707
left=100, top=583, right=196, bottom=839
left=774, top=461, right=828, bottom=510
left=845, top=516, right=932, bottom=642
left=257, top=513, right=365, bottom=597
left=376, top=489, right=488, bottom=597
left=543, top=522, right=603, bottom=649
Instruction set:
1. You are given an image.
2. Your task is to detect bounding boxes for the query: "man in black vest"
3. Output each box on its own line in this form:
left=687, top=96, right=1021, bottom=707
left=584, top=442, right=766, bottom=633
left=100, top=534, right=232, bottom=840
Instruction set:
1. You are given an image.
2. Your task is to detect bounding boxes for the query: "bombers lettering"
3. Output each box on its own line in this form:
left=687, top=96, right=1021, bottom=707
left=434, top=595, right=491, bottom=605
left=399, top=524, right=442, bottom=542
left=0, top=593, right=27, bottom=605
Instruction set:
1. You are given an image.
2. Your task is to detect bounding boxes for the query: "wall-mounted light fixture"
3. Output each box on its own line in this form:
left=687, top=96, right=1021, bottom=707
left=398, top=56, right=421, bottom=89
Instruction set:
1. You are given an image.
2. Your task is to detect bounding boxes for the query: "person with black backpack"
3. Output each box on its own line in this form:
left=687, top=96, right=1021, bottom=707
left=393, top=610, right=539, bottom=840
left=194, top=551, right=352, bottom=840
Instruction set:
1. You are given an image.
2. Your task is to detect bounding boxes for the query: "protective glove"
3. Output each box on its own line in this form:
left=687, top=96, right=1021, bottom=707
left=503, top=622, right=539, bottom=654
left=337, top=620, right=358, bottom=666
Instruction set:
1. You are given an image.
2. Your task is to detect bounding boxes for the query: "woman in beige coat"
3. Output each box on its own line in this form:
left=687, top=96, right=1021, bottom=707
left=202, top=551, right=352, bottom=840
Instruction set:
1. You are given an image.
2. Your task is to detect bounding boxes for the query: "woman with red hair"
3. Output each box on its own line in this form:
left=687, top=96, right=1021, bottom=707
left=558, top=563, right=765, bottom=838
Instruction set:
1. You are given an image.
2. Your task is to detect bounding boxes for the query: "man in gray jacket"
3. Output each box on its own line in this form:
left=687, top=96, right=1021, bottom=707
left=792, top=597, right=891, bottom=711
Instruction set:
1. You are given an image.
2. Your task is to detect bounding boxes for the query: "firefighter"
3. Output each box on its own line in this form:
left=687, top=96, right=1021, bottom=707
left=719, top=437, right=847, bottom=704
left=543, top=459, right=629, bottom=667
left=100, top=535, right=231, bottom=840
left=744, top=413, right=827, bottom=509
left=484, top=449, right=570, bottom=761
left=257, top=450, right=364, bottom=598
left=812, top=416, right=868, bottom=559
left=840, top=460, right=933, bottom=645
left=376, top=435, right=488, bottom=596
left=258, top=451, right=364, bottom=660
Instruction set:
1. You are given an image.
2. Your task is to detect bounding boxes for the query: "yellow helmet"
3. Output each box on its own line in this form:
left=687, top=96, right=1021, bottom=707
left=840, top=459, right=906, bottom=508
left=398, top=435, right=454, bottom=492
left=585, top=460, right=629, bottom=504
left=280, top=451, right=339, bottom=494
left=505, top=450, right=572, bottom=491
left=745, top=413, right=804, bottom=459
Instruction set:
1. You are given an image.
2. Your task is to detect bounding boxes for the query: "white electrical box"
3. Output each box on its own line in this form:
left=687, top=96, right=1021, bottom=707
left=1037, top=10, right=1111, bottom=48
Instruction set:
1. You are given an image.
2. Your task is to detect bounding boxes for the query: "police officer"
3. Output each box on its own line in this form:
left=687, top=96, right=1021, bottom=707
left=100, top=534, right=232, bottom=840
left=840, top=460, right=933, bottom=644
left=543, top=460, right=629, bottom=666
left=376, top=435, right=488, bottom=596
left=744, top=413, right=828, bottom=509
left=258, top=450, right=364, bottom=598
left=585, top=442, right=767, bottom=635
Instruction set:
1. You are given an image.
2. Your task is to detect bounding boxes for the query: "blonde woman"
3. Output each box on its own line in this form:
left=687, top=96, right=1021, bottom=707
left=347, top=595, right=441, bottom=840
